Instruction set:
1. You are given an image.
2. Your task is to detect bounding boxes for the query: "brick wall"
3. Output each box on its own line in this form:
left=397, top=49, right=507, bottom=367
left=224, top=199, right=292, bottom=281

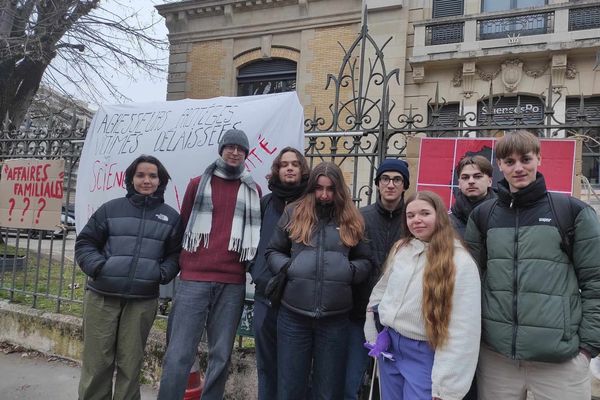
left=186, top=41, right=227, bottom=99
left=304, top=24, right=359, bottom=127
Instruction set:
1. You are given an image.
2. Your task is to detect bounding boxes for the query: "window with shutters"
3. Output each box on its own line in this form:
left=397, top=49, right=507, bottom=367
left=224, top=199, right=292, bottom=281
left=566, top=96, right=600, bottom=185
left=481, top=0, right=545, bottom=13
left=237, top=58, right=297, bottom=97
left=428, top=0, right=464, bottom=45
left=569, top=4, right=600, bottom=31
left=479, top=0, right=550, bottom=40
left=428, top=103, right=460, bottom=128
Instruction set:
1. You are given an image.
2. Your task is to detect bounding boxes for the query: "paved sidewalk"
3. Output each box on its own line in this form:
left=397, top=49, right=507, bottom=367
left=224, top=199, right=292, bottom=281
left=0, top=349, right=158, bottom=400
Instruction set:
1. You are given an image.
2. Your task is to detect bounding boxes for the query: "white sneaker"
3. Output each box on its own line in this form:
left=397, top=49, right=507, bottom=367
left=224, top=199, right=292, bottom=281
left=590, top=357, right=600, bottom=380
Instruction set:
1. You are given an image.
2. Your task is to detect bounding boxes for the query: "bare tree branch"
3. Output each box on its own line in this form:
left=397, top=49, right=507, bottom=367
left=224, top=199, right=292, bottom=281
left=0, top=0, right=168, bottom=129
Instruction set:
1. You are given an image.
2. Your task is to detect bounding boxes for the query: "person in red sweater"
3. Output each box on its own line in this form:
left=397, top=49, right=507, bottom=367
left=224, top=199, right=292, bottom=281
left=158, top=129, right=261, bottom=400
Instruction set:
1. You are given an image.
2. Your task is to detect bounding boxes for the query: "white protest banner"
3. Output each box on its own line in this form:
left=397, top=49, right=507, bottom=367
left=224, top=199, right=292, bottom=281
left=0, top=159, right=64, bottom=230
left=76, top=92, right=305, bottom=232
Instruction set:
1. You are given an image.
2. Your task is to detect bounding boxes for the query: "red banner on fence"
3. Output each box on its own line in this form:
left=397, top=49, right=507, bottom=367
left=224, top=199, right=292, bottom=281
left=413, top=138, right=577, bottom=209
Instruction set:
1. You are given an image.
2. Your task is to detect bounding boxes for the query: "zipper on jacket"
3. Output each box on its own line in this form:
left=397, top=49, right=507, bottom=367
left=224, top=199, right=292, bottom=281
left=511, top=207, right=519, bottom=359
left=124, top=197, right=148, bottom=294
left=385, top=211, right=393, bottom=267
left=315, top=221, right=325, bottom=318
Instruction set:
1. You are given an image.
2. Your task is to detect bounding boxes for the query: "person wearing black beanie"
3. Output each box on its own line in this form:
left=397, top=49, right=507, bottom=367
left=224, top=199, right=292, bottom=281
left=345, top=158, right=410, bottom=399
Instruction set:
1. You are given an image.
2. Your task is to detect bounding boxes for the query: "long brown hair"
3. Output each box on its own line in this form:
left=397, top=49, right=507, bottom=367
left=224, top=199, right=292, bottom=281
left=287, top=162, right=364, bottom=247
left=391, top=191, right=457, bottom=349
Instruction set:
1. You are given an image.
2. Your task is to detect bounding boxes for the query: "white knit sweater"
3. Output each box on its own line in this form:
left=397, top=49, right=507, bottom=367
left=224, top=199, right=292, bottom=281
left=365, top=238, right=481, bottom=400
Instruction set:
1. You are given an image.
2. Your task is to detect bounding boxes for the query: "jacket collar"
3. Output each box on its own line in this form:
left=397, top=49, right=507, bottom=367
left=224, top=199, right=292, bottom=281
left=128, top=192, right=164, bottom=209
left=451, top=189, right=496, bottom=223
left=375, top=193, right=404, bottom=217
left=497, top=172, right=547, bottom=208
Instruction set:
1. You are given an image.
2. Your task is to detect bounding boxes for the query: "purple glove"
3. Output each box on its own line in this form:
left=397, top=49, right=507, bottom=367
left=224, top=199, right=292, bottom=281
left=363, top=327, right=395, bottom=361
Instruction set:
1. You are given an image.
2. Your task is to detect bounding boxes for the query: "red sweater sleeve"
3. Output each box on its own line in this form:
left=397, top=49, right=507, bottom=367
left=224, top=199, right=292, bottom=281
left=180, top=176, right=201, bottom=227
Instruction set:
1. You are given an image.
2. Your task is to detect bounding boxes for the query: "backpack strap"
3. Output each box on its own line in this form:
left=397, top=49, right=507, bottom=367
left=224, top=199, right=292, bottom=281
left=476, top=198, right=498, bottom=271
left=547, top=192, right=576, bottom=263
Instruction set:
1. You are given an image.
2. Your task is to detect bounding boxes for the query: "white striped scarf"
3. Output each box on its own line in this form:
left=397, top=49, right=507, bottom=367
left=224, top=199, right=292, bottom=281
left=182, top=157, right=261, bottom=261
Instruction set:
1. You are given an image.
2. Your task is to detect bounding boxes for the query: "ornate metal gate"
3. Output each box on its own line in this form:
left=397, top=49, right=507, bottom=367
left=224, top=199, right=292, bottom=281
left=303, top=13, right=600, bottom=206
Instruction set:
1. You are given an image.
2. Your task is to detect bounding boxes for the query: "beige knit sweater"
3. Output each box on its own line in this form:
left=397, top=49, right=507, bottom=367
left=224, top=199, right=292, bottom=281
left=365, top=238, right=481, bottom=400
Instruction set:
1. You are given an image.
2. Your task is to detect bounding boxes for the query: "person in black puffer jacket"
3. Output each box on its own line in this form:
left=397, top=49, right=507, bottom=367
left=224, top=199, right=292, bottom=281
left=76, top=155, right=182, bottom=400
left=250, top=147, right=309, bottom=400
left=449, top=155, right=496, bottom=400
left=266, top=162, right=372, bottom=400
left=345, top=158, right=409, bottom=400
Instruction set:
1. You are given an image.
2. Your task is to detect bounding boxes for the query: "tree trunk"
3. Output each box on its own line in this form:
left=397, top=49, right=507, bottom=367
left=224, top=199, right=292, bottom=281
left=0, top=58, right=49, bottom=130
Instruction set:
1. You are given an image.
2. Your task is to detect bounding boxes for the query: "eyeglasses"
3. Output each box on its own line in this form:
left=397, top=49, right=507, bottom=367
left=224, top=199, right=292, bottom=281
left=223, top=144, right=245, bottom=153
left=379, top=175, right=403, bottom=186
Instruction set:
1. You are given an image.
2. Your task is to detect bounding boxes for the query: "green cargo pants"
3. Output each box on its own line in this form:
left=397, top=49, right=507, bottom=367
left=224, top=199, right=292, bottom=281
left=78, top=289, right=158, bottom=400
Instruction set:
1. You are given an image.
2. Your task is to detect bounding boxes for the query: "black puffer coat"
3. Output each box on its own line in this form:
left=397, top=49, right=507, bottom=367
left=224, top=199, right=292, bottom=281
left=266, top=204, right=372, bottom=318
left=351, top=196, right=404, bottom=320
left=75, top=191, right=182, bottom=299
left=449, top=189, right=496, bottom=238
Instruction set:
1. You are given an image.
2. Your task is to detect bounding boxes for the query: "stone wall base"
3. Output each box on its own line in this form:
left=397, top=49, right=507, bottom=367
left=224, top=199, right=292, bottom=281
left=0, top=300, right=258, bottom=399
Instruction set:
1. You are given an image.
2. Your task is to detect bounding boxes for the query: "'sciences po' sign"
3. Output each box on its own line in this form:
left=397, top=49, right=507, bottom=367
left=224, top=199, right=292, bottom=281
left=0, top=159, right=64, bottom=230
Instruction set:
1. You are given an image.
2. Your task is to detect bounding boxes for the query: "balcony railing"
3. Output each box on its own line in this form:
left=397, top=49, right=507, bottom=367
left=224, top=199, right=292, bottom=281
left=476, top=11, right=554, bottom=40
left=419, top=1, right=600, bottom=48
left=569, top=5, right=600, bottom=31
left=426, top=22, right=464, bottom=45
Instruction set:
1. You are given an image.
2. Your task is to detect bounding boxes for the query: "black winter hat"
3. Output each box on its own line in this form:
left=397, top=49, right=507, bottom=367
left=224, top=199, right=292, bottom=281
left=375, top=159, right=410, bottom=190
left=219, top=129, right=250, bottom=156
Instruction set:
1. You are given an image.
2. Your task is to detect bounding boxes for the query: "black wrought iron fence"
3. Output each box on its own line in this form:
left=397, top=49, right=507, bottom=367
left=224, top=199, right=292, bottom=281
left=0, top=127, right=86, bottom=315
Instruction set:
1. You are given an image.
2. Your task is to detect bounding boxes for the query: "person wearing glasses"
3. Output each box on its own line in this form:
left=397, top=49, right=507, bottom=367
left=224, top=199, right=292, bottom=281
left=158, top=129, right=262, bottom=400
left=344, top=158, right=410, bottom=399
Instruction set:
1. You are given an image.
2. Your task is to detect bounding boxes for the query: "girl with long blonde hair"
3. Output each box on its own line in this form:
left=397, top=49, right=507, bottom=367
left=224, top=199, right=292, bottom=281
left=266, top=162, right=372, bottom=400
left=364, top=191, right=480, bottom=400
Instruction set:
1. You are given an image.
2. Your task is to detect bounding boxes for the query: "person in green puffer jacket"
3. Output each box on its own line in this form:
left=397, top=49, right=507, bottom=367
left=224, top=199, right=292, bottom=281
left=464, top=130, right=600, bottom=400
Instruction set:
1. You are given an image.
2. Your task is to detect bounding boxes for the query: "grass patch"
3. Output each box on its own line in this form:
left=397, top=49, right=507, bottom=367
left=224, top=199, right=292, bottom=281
left=0, top=243, right=257, bottom=349
left=0, top=243, right=26, bottom=257
left=0, top=244, right=86, bottom=317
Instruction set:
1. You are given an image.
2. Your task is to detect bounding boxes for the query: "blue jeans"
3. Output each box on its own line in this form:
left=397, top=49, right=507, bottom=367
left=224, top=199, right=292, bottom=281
left=253, top=297, right=278, bottom=400
left=277, top=306, right=349, bottom=400
left=344, top=319, right=370, bottom=400
left=157, top=280, right=245, bottom=400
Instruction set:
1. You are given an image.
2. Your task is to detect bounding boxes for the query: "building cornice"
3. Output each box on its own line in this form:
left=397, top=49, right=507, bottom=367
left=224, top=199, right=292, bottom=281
left=163, top=8, right=361, bottom=44
left=156, top=0, right=321, bottom=20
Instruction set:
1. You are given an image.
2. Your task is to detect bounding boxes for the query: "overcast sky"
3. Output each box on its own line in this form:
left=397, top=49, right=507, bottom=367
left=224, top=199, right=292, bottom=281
left=100, top=1, right=170, bottom=105
left=53, top=0, right=171, bottom=109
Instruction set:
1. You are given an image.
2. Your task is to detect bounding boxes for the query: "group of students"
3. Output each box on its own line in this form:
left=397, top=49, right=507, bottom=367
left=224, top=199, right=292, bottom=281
left=75, top=128, right=600, bottom=400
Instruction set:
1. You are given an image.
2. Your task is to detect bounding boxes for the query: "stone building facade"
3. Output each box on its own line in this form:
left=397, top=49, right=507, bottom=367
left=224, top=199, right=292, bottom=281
left=156, top=0, right=600, bottom=184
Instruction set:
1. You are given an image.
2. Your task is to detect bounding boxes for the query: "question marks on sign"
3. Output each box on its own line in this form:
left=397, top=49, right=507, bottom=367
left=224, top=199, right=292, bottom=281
left=6, top=197, right=50, bottom=225
left=20, top=198, right=30, bottom=222
left=7, top=198, right=15, bottom=221
left=36, top=198, right=46, bottom=224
